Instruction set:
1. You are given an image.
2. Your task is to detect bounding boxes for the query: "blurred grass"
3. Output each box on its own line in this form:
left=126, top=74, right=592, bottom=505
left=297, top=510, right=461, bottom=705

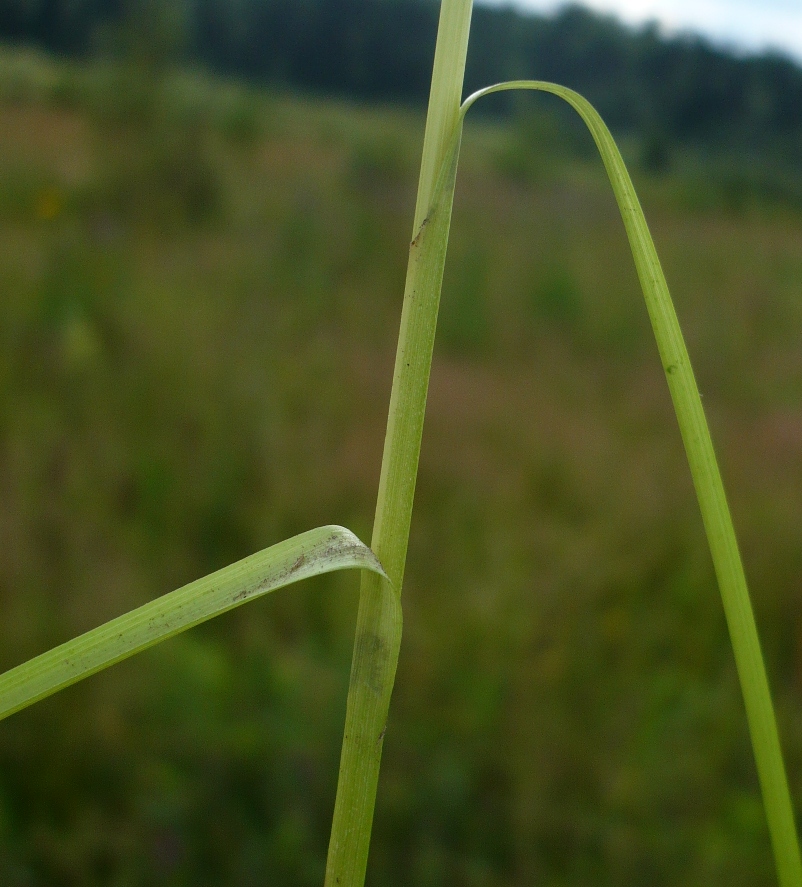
left=0, top=43, right=801, bottom=886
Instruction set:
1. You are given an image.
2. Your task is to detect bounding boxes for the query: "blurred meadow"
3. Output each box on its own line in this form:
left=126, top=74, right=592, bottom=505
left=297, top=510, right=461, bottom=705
left=1, top=11, right=802, bottom=886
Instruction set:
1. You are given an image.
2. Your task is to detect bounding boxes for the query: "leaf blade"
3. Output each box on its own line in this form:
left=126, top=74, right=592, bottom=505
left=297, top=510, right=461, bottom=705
left=461, top=80, right=802, bottom=887
left=0, top=525, right=385, bottom=722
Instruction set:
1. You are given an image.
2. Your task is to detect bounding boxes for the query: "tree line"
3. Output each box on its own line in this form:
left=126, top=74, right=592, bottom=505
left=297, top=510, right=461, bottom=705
left=2, top=0, right=802, bottom=159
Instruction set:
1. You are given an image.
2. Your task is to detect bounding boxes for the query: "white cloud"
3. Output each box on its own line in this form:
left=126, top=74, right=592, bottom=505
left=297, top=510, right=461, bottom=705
left=478, top=0, right=802, bottom=62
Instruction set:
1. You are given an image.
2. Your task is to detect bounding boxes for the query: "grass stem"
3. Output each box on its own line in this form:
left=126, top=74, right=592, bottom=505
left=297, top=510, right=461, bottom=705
left=324, top=2, right=473, bottom=885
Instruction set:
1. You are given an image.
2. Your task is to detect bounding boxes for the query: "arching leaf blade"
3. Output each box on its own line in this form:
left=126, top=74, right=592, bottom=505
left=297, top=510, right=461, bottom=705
left=0, top=525, right=385, bottom=722
left=459, top=80, right=802, bottom=887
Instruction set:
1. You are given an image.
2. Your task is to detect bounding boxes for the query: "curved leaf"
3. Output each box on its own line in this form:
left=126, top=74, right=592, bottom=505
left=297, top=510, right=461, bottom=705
left=457, top=81, right=802, bottom=887
left=0, top=525, right=385, bottom=722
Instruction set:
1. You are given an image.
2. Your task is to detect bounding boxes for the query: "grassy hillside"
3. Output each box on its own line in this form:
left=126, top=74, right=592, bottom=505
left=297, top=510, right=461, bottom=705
left=0, top=46, right=801, bottom=886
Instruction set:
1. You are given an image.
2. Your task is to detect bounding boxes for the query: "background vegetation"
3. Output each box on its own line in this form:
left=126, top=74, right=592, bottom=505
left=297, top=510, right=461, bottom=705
left=0, top=4, right=801, bottom=884
left=3, top=0, right=802, bottom=172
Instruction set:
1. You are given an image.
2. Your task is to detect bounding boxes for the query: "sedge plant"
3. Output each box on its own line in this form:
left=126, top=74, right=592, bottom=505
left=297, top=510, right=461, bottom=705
left=1, top=1, right=800, bottom=885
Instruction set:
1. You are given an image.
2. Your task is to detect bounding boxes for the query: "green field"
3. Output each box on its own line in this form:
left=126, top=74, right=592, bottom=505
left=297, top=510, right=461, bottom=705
left=1, top=46, right=801, bottom=886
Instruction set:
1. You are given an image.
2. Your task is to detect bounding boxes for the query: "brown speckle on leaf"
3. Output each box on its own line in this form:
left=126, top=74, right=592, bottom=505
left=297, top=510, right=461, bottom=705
left=410, top=214, right=430, bottom=248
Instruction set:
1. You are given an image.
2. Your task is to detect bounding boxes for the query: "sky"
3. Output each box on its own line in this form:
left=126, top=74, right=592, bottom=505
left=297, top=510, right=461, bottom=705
left=479, top=0, right=802, bottom=64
